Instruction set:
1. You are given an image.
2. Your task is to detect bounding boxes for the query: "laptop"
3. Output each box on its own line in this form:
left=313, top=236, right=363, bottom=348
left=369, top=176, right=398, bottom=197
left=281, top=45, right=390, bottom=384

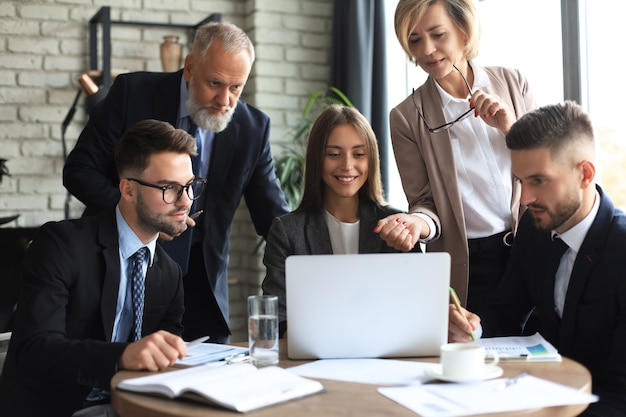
left=285, top=252, right=450, bottom=359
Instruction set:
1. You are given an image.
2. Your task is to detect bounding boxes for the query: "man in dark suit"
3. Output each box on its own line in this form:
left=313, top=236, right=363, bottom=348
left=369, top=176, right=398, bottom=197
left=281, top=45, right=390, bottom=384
left=63, top=21, right=289, bottom=342
left=449, top=101, right=626, bottom=416
left=0, top=120, right=197, bottom=417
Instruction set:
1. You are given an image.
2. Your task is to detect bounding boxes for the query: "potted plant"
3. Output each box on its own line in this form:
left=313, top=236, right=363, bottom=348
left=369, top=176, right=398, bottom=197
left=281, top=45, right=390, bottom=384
left=275, top=86, right=354, bottom=209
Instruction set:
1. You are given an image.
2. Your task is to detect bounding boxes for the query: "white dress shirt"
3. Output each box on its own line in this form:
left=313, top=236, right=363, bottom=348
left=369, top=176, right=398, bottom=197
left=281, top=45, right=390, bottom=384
left=552, top=190, right=600, bottom=318
left=436, top=61, right=513, bottom=239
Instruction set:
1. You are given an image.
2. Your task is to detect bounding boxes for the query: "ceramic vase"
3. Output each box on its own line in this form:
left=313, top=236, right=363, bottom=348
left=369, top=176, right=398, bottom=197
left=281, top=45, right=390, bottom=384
left=160, top=35, right=182, bottom=72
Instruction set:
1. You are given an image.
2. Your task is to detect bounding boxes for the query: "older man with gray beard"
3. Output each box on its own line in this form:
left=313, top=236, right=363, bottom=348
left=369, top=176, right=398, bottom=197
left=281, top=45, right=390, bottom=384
left=63, top=21, right=289, bottom=344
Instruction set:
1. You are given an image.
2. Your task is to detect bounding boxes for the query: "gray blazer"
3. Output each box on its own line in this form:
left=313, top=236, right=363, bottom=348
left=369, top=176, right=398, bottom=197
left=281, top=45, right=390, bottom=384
left=261, top=200, right=420, bottom=334
left=390, top=64, right=536, bottom=305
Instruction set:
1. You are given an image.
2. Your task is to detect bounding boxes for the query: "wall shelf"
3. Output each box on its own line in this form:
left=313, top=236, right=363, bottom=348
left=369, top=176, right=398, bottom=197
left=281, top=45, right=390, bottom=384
left=88, top=6, right=221, bottom=89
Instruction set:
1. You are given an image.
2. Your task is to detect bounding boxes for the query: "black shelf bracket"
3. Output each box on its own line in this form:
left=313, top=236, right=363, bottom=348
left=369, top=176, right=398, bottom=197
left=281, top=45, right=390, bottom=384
left=88, top=6, right=221, bottom=89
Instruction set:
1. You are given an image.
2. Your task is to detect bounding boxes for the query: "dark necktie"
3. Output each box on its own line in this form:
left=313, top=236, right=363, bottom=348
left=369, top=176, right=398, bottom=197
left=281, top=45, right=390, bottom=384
left=552, top=236, right=569, bottom=258
left=130, top=247, right=149, bottom=342
left=551, top=236, right=570, bottom=317
left=187, top=117, right=202, bottom=177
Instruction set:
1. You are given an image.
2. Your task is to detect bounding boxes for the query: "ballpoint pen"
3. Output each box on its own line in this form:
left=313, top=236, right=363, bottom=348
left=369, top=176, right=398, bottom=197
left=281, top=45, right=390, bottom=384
left=495, top=371, right=529, bottom=391
left=225, top=353, right=251, bottom=365
left=185, top=335, right=210, bottom=347
left=189, top=209, right=203, bottom=220
left=449, top=287, right=475, bottom=341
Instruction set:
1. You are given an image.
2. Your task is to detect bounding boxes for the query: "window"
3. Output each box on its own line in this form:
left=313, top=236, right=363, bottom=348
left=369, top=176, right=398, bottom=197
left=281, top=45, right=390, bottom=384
left=385, top=0, right=625, bottom=210
left=581, top=0, right=626, bottom=209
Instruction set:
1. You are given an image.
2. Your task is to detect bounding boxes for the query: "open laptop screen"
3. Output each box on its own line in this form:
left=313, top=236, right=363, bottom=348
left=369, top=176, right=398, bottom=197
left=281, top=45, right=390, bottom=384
left=285, top=252, right=450, bottom=359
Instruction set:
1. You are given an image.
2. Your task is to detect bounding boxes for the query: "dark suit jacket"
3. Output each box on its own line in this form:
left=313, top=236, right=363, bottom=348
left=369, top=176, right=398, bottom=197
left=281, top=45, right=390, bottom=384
left=63, top=70, right=289, bottom=334
left=482, top=186, right=626, bottom=416
left=261, top=200, right=422, bottom=335
left=0, top=209, right=184, bottom=417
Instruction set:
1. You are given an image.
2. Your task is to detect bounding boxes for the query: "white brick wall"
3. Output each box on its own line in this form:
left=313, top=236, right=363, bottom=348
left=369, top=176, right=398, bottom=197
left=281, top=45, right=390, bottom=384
left=0, top=0, right=333, bottom=342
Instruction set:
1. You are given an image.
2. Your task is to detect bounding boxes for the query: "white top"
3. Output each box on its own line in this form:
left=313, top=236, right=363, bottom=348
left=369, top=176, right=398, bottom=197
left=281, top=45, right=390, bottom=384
left=325, top=210, right=360, bottom=254
left=435, top=61, right=513, bottom=239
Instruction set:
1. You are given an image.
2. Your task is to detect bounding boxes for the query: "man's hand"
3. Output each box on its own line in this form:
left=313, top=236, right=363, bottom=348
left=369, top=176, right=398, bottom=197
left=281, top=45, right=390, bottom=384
left=374, top=213, right=428, bottom=252
left=118, top=330, right=187, bottom=371
left=448, top=304, right=480, bottom=343
left=158, top=213, right=198, bottom=241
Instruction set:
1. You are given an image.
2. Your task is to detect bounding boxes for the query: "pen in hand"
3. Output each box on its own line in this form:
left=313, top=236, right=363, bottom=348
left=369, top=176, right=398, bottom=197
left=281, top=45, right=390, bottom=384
left=449, top=287, right=475, bottom=341
left=189, top=210, right=203, bottom=220
left=185, top=335, right=210, bottom=348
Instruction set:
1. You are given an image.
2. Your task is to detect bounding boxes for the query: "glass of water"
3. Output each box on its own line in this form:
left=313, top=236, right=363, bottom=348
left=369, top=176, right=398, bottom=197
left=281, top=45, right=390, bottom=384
left=247, top=295, right=279, bottom=366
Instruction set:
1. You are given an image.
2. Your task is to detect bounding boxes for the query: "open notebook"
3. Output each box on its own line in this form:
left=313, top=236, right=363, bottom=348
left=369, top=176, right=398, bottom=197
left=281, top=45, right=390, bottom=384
left=285, top=252, right=450, bottom=359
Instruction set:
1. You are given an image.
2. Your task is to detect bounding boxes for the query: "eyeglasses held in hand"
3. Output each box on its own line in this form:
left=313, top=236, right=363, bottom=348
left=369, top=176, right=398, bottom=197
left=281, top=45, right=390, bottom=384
left=127, top=177, right=207, bottom=204
left=413, top=64, right=474, bottom=133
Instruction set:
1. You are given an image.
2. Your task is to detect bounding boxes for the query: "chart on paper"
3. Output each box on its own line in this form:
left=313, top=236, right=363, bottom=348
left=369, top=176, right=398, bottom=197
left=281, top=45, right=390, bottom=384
left=476, top=333, right=561, bottom=362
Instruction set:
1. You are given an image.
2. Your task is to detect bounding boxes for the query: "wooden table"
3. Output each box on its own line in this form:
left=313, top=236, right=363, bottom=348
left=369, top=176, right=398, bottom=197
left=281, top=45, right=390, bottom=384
left=111, top=340, right=592, bottom=417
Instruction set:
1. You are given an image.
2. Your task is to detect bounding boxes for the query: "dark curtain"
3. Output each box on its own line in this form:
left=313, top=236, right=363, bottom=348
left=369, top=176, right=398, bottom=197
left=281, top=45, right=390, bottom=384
left=331, top=0, right=390, bottom=196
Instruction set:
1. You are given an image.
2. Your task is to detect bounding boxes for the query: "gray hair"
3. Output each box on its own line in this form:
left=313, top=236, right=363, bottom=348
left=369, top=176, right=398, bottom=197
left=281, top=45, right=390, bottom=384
left=192, top=21, right=255, bottom=63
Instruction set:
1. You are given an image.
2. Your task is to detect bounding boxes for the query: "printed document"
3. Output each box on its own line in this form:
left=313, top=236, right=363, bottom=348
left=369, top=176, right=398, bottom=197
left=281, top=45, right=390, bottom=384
left=379, top=374, right=597, bottom=417
left=476, top=332, right=561, bottom=361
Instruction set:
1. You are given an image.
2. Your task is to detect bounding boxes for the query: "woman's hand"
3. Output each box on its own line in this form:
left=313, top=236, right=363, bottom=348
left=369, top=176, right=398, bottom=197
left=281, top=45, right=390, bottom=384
left=469, top=89, right=516, bottom=133
left=374, top=213, right=428, bottom=252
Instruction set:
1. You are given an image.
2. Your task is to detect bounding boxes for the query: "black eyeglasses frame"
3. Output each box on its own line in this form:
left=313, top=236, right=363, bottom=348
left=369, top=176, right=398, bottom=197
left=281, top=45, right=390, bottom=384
left=127, top=177, right=207, bottom=204
left=413, top=64, right=474, bottom=133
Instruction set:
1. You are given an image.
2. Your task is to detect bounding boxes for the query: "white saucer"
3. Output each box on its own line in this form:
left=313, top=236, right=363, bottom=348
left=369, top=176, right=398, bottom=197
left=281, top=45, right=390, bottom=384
left=425, top=364, right=503, bottom=383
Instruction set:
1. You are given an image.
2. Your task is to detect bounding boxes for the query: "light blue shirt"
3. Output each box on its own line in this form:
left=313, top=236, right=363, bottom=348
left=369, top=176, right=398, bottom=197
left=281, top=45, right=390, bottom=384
left=112, top=206, right=157, bottom=342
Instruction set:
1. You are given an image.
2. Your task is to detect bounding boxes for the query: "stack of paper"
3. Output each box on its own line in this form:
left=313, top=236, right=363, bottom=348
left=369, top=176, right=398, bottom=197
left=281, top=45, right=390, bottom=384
left=378, top=374, right=597, bottom=417
left=174, top=343, right=249, bottom=367
left=289, top=358, right=433, bottom=386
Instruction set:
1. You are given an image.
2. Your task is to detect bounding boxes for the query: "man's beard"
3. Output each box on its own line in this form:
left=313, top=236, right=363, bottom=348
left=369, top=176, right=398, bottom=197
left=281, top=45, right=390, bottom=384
left=529, top=193, right=580, bottom=231
left=186, top=77, right=235, bottom=133
left=136, top=192, right=188, bottom=237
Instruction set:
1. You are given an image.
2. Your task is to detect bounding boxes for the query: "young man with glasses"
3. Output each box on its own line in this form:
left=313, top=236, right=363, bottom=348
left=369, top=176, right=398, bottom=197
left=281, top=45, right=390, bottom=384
left=0, top=120, right=198, bottom=417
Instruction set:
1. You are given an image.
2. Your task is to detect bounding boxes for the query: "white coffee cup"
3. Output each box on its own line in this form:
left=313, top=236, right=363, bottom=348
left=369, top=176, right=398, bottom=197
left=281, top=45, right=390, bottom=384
left=440, top=343, right=499, bottom=379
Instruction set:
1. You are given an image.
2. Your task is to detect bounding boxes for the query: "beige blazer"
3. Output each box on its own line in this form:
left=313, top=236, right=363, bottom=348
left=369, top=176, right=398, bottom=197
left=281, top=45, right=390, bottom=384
left=390, top=65, right=536, bottom=305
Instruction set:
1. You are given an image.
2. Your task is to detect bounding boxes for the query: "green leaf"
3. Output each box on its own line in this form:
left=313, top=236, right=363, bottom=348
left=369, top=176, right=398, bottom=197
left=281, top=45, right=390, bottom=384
left=329, top=86, right=354, bottom=107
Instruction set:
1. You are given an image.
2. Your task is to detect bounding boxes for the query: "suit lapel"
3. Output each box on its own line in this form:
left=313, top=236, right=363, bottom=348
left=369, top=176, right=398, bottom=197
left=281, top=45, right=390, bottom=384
left=421, top=79, right=466, bottom=239
left=359, top=201, right=383, bottom=253
left=560, top=188, right=611, bottom=346
left=304, top=209, right=333, bottom=254
left=142, top=251, right=163, bottom=332
left=97, top=211, right=122, bottom=342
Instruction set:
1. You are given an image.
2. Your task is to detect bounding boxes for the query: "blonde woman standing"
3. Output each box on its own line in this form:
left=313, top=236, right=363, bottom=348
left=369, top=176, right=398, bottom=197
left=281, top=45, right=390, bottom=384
left=376, top=0, right=536, bottom=318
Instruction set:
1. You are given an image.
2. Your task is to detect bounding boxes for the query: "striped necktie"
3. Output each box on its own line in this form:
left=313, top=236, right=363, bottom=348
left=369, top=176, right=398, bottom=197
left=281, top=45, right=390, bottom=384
left=130, top=247, right=149, bottom=341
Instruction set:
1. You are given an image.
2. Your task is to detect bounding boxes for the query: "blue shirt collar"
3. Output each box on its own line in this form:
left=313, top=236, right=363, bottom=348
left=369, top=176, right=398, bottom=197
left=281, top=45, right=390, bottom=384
left=115, top=206, right=157, bottom=264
